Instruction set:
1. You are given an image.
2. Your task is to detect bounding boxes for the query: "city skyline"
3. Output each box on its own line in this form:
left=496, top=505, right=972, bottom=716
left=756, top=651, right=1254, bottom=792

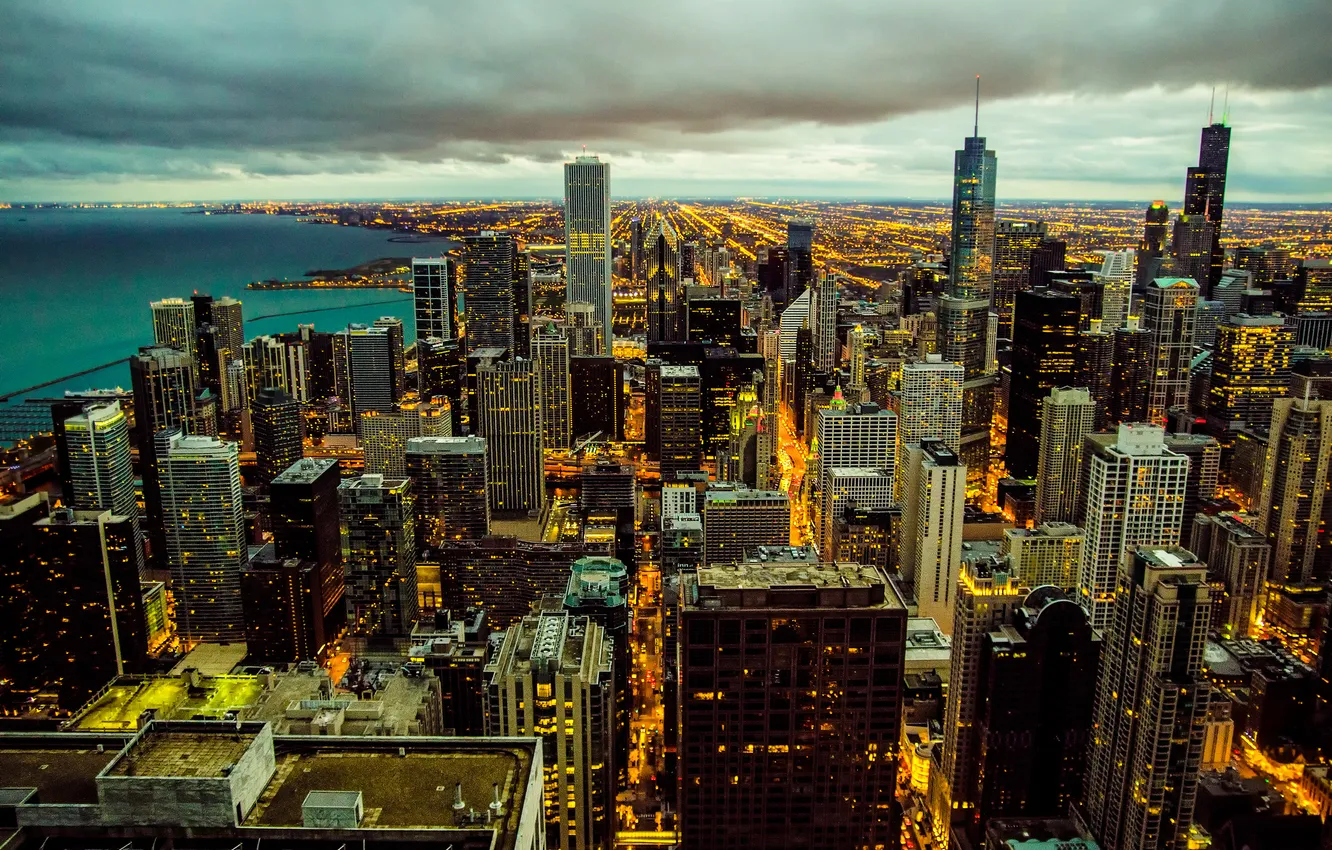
left=3, top=3, right=1331, bottom=202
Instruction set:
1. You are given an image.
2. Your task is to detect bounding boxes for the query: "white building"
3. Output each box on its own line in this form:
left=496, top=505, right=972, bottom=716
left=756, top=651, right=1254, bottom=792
left=900, top=439, right=966, bottom=634
left=532, top=326, right=572, bottom=451
left=894, top=355, right=963, bottom=500
left=150, top=297, right=196, bottom=360
left=1034, top=387, right=1096, bottom=525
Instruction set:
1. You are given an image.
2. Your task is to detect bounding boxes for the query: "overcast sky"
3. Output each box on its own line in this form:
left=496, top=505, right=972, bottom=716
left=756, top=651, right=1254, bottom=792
left=2, top=1, right=1330, bottom=203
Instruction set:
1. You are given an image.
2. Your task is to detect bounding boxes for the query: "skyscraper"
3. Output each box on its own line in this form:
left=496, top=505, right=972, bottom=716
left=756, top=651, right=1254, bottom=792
left=532, top=325, right=572, bottom=451
left=336, top=324, right=395, bottom=422
left=1098, top=249, right=1135, bottom=329
left=992, top=220, right=1047, bottom=329
left=678, top=560, right=906, bottom=850
left=1257, top=398, right=1332, bottom=585
left=820, top=467, right=894, bottom=558
left=655, top=364, right=702, bottom=478
left=786, top=219, right=815, bottom=305
left=564, top=155, right=612, bottom=354
left=251, top=387, right=302, bottom=485
left=339, top=473, right=417, bottom=641
left=1, top=499, right=148, bottom=710
left=159, top=433, right=248, bottom=641
left=360, top=400, right=451, bottom=477
left=645, top=215, right=683, bottom=344
left=1005, top=288, right=1081, bottom=479
left=1141, top=277, right=1199, bottom=424
left=970, top=588, right=1100, bottom=839
left=413, top=257, right=457, bottom=342
left=405, top=435, right=490, bottom=547
left=270, top=457, right=344, bottom=634
left=1110, top=316, right=1152, bottom=424
left=1190, top=511, right=1271, bottom=639
left=812, top=271, right=838, bottom=373
left=1084, top=547, right=1213, bottom=850
left=372, top=316, right=407, bottom=401
left=1078, top=424, right=1190, bottom=631
left=1076, top=319, right=1115, bottom=429
left=950, top=85, right=998, bottom=302
left=848, top=324, right=869, bottom=393
left=1033, top=387, right=1095, bottom=525
left=62, top=401, right=138, bottom=521
left=1134, top=201, right=1170, bottom=289
left=477, top=358, right=545, bottom=514
left=571, top=355, right=623, bottom=440
left=901, top=439, right=966, bottom=633
left=484, top=611, right=614, bottom=850
left=814, top=400, right=898, bottom=495
left=1003, top=522, right=1084, bottom=590
left=930, top=557, right=1031, bottom=844
left=1207, top=314, right=1294, bottom=441
left=894, top=355, right=964, bottom=499
left=150, top=297, right=197, bottom=361
left=700, top=484, right=790, bottom=566
left=463, top=231, right=517, bottom=352
left=1183, top=119, right=1232, bottom=293
left=243, top=334, right=308, bottom=402
left=130, top=345, right=196, bottom=565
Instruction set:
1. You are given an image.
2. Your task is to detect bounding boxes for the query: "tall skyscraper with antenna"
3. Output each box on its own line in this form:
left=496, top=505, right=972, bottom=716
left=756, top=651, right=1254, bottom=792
left=1178, top=91, right=1231, bottom=293
left=939, top=76, right=998, bottom=500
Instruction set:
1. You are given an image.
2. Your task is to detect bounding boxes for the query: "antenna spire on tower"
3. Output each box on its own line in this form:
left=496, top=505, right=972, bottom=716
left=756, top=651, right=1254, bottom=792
left=1208, top=86, right=1216, bottom=125
left=1222, top=86, right=1230, bottom=125
left=974, top=74, right=981, bottom=137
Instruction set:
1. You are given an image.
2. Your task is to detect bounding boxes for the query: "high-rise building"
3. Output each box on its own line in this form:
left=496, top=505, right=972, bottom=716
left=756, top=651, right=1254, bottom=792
left=150, top=297, right=197, bottom=361
left=1141, top=277, right=1199, bottom=424
left=571, top=355, right=623, bottom=440
left=413, top=257, right=457, bottom=342
left=1183, top=120, right=1232, bottom=293
left=532, top=325, right=572, bottom=451
left=417, top=335, right=463, bottom=424
left=1006, top=288, right=1081, bottom=478
left=462, top=231, right=517, bottom=353
left=270, top=457, right=344, bottom=634
left=700, top=484, right=789, bottom=566
left=1236, top=245, right=1294, bottom=288
left=405, top=435, right=489, bottom=548
left=629, top=216, right=644, bottom=283
left=1098, top=249, right=1135, bottom=329
left=1208, top=314, right=1294, bottom=441
left=0, top=498, right=148, bottom=709
left=360, top=399, right=451, bottom=477
left=1076, top=319, right=1115, bottom=429
left=894, top=355, right=963, bottom=499
left=1164, top=433, right=1221, bottom=533
left=241, top=546, right=329, bottom=663
left=848, top=324, right=869, bottom=392
left=992, top=220, right=1047, bottom=328
left=1078, top=424, right=1190, bottom=631
left=372, top=316, right=407, bottom=401
left=159, top=433, right=248, bottom=641
left=1084, top=547, right=1213, bottom=850
left=929, top=558, right=1031, bottom=844
left=1134, top=200, right=1170, bottom=289
left=564, top=155, right=612, bottom=354
left=251, top=387, right=303, bottom=485
left=970, top=588, right=1100, bottom=839
left=1169, top=213, right=1213, bottom=289
left=1003, top=522, right=1084, bottom=590
left=336, top=324, right=395, bottom=422
left=62, top=401, right=138, bottom=521
left=339, top=474, right=417, bottom=641
left=485, top=611, right=614, bottom=850
left=812, top=271, right=838, bottom=373
left=1190, top=512, right=1271, bottom=639
left=645, top=216, right=683, bottom=343
left=678, top=560, right=906, bottom=850
left=131, top=345, right=197, bottom=561
left=901, top=439, right=966, bottom=633
left=243, top=334, right=307, bottom=402
left=1257, top=398, right=1332, bottom=585
left=950, top=101, right=998, bottom=302
left=561, top=556, right=631, bottom=789
left=1110, top=317, right=1152, bottom=424
left=477, top=358, right=545, bottom=514
left=814, top=400, right=897, bottom=494
left=820, top=467, right=895, bottom=558
left=654, top=364, right=702, bottom=478
left=786, top=219, right=815, bottom=305
left=207, top=295, right=245, bottom=361
left=1034, top=387, right=1095, bottom=524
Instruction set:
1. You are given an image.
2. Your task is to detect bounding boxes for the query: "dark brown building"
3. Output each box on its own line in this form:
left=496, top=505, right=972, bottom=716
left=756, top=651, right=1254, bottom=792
left=678, top=561, right=906, bottom=850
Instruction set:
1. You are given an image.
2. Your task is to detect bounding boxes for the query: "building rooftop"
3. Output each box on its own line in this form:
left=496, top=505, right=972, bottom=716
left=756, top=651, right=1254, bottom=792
left=170, top=641, right=250, bottom=676
left=659, top=364, right=700, bottom=378
left=697, top=562, right=886, bottom=591
left=65, top=671, right=268, bottom=732
left=742, top=545, right=819, bottom=564
left=272, top=457, right=339, bottom=484
left=703, top=486, right=787, bottom=504
left=1006, top=522, right=1083, bottom=541
left=106, top=726, right=257, bottom=778
left=1, top=736, right=127, bottom=803
left=251, top=738, right=533, bottom=838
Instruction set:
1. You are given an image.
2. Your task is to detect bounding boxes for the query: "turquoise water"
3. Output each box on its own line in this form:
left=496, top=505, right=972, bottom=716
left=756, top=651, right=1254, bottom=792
left=0, top=207, right=432, bottom=399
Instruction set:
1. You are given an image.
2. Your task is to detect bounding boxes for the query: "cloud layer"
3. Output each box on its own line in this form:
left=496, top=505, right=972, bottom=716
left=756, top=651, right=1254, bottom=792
left=2, top=0, right=1330, bottom=200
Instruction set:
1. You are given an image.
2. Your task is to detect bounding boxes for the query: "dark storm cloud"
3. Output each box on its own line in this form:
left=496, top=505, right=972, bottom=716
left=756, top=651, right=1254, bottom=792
left=1, top=0, right=1329, bottom=183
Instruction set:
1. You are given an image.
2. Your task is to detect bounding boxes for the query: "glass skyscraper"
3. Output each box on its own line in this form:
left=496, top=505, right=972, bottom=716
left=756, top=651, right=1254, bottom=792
left=564, top=155, right=612, bottom=353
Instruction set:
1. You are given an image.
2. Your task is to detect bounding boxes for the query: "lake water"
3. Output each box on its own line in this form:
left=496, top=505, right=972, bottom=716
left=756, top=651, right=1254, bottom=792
left=0, top=206, right=442, bottom=399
